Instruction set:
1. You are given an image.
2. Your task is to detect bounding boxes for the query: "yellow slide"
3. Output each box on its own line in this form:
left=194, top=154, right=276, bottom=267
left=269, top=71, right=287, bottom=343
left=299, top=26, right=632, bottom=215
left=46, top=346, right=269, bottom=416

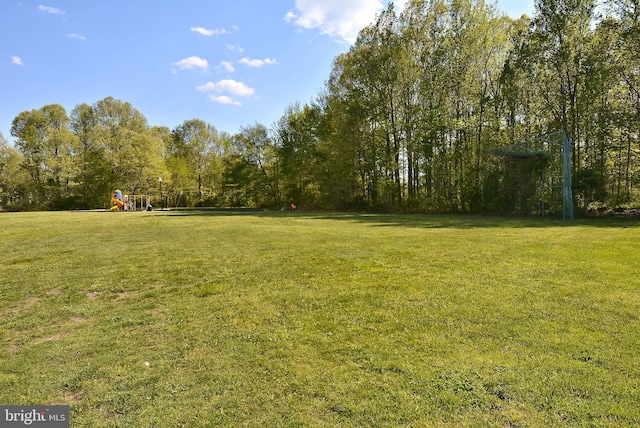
left=110, top=190, right=124, bottom=211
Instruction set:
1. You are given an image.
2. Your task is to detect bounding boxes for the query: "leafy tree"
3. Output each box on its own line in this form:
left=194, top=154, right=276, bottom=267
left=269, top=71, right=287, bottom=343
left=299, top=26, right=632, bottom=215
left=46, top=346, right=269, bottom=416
left=10, top=104, right=77, bottom=209
left=323, top=4, right=406, bottom=211
left=317, top=69, right=369, bottom=210
left=275, top=103, right=321, bottom=208
left=605, top=0, right=640, bottom=204
left=69, top=103, right=110, bottom=208
left=498, top=15, right=537, bottom=141
left=90, top=97, right=165, bottom=199
left=169, top=119, right=225, bottom=206
left=0, top=134, right=29, bottom=211
left=10, top=109, right=47, bottom=205
left=530, top=0, right=597, bottom=161
left=228, top=123, right=280, bottom=208
left=323, top=0, right=512, bottom=212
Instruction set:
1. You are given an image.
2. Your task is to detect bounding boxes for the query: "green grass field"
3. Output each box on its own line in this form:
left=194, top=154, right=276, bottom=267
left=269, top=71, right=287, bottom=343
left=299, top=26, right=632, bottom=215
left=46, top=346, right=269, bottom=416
left=1, top=210, right=639, bottom=427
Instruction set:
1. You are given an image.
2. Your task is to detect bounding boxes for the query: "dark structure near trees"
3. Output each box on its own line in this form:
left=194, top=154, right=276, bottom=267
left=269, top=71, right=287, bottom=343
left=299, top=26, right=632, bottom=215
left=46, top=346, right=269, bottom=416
left=484, top=131, right=574, bottom=221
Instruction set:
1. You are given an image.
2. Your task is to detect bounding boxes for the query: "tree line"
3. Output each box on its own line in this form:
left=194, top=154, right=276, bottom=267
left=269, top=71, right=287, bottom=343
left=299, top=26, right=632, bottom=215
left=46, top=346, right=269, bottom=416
left=1, top=0, right=638, bottom=214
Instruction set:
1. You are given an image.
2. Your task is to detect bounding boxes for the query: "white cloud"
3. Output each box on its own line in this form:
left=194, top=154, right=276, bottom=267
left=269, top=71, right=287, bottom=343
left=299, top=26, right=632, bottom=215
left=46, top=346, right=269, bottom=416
left=196, top=79, right=255, bottom=97
left=172, top=56, right=209, bottom=71
left=68, top=33, right=86, bottom=40
left=197, top=79, right=255, bottom=107
left=284, top=0, right=408, bottom=43
left=11, top=56, right=24, bottom=66
left=38, top=5, right=65, bottom=15
left=220, top=61, right=235, bottom=73
left=239, top=57, right=277, bottom=68
left=226, top=44, right=244, bottom=53
left=207, top=95, right=242, bottom=106
left=191, top=26, right=228, bottom=36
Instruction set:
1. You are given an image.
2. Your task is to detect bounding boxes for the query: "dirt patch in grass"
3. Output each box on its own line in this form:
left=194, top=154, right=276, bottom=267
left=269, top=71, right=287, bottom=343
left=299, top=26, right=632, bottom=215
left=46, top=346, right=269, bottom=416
left=25, top=296, right=41, bottom=306
left=33, top=332, right=70, bottom=344
left=29, top=317, right=88, bottom=345
left=115, top=291, right=138, bottom=301
left=87, top=290, right=139, bottom=301
left=87, top=291, right=100, bottom=300
left=0, top=306, right=21, bottom=317
left=6, top=342, right=21, bottom=353
left=65, top=316, right=88, bottom=326
left=0, top=296, right=42, bottom=317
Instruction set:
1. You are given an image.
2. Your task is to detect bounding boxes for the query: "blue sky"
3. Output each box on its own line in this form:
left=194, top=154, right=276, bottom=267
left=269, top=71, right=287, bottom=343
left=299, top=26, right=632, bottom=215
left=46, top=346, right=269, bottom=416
left=1, top=0, right=533, bottom=146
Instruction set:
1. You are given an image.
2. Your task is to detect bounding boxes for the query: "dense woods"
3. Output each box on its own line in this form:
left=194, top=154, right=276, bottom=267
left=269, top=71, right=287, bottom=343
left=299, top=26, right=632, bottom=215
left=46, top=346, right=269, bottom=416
left=2, top=0, right=639, bottom=214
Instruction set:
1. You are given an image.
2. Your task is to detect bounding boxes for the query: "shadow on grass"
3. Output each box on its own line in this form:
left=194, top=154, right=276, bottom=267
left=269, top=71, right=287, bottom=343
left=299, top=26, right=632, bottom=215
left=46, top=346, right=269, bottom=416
left=156, top=208, right=639, bottom=229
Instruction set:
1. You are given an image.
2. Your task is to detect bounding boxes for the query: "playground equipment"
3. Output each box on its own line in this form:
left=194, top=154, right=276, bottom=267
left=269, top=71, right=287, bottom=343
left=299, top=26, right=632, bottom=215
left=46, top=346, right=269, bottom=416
left=110, top=191, right=152, bottom=211
left=110, top=190, right=124, bottom=211
left=123, top=194, right=152, bottom=211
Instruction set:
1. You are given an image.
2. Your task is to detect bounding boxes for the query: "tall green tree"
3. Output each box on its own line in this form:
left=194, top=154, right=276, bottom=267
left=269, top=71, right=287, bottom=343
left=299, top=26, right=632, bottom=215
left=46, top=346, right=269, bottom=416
left=324, top=4, right=407, bottom=211
left=69, top=103, right=110, bottom=208
left=10, top=104, right=77, bottom=208
left=530, top=0, right=597, bottom=162
left=275, top=103, right=321, bottom=208
left=326, top=0, right=512, bottom=212
left=90, top=97, right=165, bottom=198
left=11, top=109, right=47, bottom=204
left=498, top=15, right=537, bottom=142
left=226, top=123, right=280, bottom=208
left=0, top=134, right=29, bottom=211
left=605, top=0, right=640, bottom=204
left=168, top=119, right=225, bottom=205
left=319, top=65, right=370, bottom=209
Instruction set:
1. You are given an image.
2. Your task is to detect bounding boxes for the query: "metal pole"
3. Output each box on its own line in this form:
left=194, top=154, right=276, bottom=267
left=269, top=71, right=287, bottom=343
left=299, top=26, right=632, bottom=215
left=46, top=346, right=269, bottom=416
left=541, top=168, right=545, bottom=218
left=563, top=131, right=575, bottom=221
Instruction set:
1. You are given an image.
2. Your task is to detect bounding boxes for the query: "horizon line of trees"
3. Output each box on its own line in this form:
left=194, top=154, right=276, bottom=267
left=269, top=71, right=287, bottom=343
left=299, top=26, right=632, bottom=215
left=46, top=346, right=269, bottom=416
left=1, top=0, right=639, bottom=214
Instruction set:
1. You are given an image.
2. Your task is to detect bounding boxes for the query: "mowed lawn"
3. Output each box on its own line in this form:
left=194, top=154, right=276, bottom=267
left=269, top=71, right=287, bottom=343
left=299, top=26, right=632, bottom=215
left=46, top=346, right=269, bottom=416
left=1, top=210, right=638, bottom=427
